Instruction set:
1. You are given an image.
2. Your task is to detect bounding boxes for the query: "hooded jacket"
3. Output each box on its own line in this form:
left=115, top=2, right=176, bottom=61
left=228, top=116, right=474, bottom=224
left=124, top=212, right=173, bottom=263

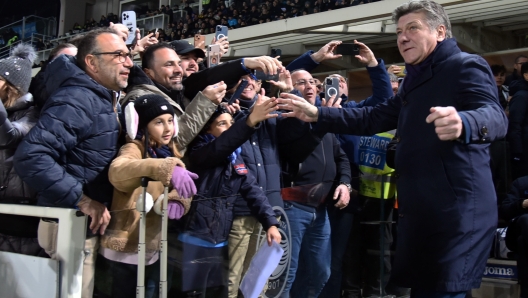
left=122, top=64, right=218, bottom=154
left=13, top=55, right=120, bottom=210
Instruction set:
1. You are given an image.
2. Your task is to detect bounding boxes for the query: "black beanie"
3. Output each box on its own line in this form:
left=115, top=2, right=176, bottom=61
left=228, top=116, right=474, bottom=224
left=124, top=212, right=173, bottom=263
left=133, top=94, right=175, bottom=129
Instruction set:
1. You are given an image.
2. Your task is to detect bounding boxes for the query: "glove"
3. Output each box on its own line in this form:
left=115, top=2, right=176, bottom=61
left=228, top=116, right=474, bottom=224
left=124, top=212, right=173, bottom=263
left=171, top=166, right=198, bottom=198
left=168, top=201, right=184, bottom=219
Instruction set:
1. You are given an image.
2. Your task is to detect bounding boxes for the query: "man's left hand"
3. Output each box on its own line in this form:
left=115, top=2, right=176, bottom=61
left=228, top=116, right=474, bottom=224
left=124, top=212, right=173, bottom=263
left=425, top=106, right=463, bottom=141
left=333, top=185, right=350, bottom=209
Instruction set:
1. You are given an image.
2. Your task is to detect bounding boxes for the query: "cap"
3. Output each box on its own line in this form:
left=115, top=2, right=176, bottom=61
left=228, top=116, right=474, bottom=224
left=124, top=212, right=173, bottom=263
left=170, top=40, right=205, bottom=58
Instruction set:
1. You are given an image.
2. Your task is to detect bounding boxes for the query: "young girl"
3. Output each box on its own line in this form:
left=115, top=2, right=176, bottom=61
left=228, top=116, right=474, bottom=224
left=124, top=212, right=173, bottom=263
left=174, top=97, right=281, bottom=297
left=99, top=94, right=197, bottom=298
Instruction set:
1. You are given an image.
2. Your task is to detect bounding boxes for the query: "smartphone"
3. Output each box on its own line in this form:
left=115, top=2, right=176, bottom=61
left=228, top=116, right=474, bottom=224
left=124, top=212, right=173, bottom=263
left=215, top=25, right=228, bottom=41
left=335, top=43, right=360, bottom=56
left=270, top=48, right=282, bottom=58
left=255, top=70, right=279, bottom=82
left=324, top=77, right=340, bottom=102
left=121, top=11, right=137, bottom=45
left=207, top=44, right=221, bottom=68
left=194, top=34, right=206, bottom=50
left=228, top=79, right=249, bottom=105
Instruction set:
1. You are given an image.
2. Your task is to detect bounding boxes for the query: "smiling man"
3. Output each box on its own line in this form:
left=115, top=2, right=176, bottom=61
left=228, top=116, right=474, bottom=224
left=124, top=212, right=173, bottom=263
left=122, top=43, right=224, bottom=153
left=13, top=28, right=132, bottom=298
left=277, top=1, right=508, bottom=297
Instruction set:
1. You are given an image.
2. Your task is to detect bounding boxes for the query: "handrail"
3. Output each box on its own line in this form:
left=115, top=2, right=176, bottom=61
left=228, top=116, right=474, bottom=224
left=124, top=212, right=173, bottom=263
left=0, top=204, right=87, bottom=298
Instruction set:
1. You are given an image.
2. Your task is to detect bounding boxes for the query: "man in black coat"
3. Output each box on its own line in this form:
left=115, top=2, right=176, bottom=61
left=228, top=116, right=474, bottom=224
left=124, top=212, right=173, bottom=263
left=278, top=1, right=508, bottom=297
left=507, top=62, right=528, bottom=180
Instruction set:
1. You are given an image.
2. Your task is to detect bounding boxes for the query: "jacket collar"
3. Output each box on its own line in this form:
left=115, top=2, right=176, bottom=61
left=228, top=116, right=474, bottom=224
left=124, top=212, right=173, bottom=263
left=400, top=38, right=461, bottom=98
left=6, top=93, right=34, bottom=113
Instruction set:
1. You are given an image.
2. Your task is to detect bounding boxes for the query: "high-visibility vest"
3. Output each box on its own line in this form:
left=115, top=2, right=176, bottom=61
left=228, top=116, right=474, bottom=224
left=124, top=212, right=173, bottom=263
left=358, top=130, right=396, bottom=199
left=202, top=0, right=210, bottom=5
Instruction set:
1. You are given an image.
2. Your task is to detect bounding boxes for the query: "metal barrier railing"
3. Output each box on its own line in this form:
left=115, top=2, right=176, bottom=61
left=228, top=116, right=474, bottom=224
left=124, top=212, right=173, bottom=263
left=0, top=204, right=87, bottom=298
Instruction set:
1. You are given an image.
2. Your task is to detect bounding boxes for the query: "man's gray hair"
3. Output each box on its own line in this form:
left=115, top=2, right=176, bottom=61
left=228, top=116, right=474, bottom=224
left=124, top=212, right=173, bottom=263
left=392, top=0, right=452, bottom=38
left=389, top=73, right=399, bottom=83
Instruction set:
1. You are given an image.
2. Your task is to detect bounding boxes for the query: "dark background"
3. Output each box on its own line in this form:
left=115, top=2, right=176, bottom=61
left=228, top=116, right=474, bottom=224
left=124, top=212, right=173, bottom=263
left=0, top=0, right=60, bottom=28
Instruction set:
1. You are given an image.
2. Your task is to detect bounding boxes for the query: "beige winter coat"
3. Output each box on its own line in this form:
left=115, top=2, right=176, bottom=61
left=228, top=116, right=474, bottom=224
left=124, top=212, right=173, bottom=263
left=100, top=141, right=191, bottom=253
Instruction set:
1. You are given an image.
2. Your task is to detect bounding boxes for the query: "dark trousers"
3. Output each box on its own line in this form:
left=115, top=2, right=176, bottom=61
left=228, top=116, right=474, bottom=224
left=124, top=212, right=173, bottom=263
left=341, top=198, right=394, bottom=298
left=410, top=289, right=467, bottom=298
left=94, top=254, right=162, bottom=298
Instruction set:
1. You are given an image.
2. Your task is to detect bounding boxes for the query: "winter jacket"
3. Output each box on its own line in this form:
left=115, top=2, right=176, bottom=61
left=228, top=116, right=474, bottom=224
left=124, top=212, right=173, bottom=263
left=182, top=58, right=256, bottom=100
left=122, top=64, right=218, bottom=153
left=101, top=140, right=189, bottom=253
left=507, top=79, right=528, bottom=159
left=229, top=90, right=324, bottom=216
left=313, top=38, right=508, bottom=291
left=281, top=132, right=351, bottom=209
left=184, top=118, right=279, bottom=244
left=0, top=93, right=39, bottom=238
left=13, top=55, right=120, bottom=210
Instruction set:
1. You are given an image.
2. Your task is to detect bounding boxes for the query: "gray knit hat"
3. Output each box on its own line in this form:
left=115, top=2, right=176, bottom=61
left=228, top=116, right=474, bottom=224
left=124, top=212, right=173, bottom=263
left=0, top=43, right=37, bottom=94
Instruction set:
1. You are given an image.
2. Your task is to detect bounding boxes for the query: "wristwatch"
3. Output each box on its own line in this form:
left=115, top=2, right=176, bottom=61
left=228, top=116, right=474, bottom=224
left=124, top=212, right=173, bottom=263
left=339, top=182, right=352, bottom=193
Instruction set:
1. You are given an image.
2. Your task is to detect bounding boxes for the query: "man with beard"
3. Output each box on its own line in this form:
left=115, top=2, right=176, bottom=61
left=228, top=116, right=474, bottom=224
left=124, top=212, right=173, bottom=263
left=122, top=43, right=226, bottom=153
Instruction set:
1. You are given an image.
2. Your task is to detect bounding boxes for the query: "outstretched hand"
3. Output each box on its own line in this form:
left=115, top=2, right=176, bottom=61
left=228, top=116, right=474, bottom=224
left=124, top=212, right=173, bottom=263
left=277, top=93, right=319, bottom=122
left=353, top=40, right=378, bottom=67
left=311, top=40, right=343, bottom=63
left=269, top=67, right=293, bottom=92
left=247, top=89, right=279, bottom=127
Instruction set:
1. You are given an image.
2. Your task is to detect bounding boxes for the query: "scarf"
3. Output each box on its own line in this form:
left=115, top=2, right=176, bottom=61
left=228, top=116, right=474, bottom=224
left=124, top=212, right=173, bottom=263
left=135, top=129, right=174, bottom=159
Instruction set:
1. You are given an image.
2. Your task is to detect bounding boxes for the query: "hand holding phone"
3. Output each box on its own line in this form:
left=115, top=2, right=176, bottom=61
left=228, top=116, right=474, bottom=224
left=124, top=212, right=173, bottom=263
left=324, top=77, right=340, bottom=104
left=335, top=43, right=360, bottom=56
left=215, top=25, right=228, bottom=41
left=194, top=34, right=206, bottom=50
left=207, top=44, right=222, bottom=68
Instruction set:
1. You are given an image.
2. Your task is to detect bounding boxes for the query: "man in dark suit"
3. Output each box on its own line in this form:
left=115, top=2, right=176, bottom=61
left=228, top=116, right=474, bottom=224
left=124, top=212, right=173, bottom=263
left=277, top=1, right=508, bottom=297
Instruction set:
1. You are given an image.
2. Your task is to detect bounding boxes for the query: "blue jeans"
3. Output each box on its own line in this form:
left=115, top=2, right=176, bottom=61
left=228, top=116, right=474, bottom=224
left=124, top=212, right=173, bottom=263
left=280, top=202, right=331, bottom=298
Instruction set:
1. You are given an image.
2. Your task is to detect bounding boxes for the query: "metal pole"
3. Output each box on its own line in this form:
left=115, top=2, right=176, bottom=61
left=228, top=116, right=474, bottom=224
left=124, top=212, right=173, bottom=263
left=137, top=131, right=150, bottom=298
left=159, top=187, right=169, bottom=298
left=379, top=174, right=386, bottom=298
left=22, top=16, right=26, bottom=40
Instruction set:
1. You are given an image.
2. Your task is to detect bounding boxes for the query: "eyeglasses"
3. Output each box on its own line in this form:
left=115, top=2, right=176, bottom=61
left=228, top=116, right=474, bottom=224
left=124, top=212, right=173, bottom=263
left=294, top=79, right=316, bottom=86
left=92, top=51, right=133, bottom=63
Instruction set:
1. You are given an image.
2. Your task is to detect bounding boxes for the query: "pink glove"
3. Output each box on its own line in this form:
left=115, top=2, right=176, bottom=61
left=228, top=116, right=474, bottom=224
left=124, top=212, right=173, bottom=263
left=171, top=166, right=199, bottom=198
left=168, top=201, right=184, bottom=220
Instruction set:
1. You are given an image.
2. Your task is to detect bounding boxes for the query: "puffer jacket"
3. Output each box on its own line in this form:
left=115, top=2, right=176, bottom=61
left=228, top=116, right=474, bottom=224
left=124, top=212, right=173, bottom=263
left=102, top=140, right=190, bottom=253
left=0, top=93, right=39, bottom=237
left=122, top=64, right=218, bottom=154
left=13, top=55, right=120, bottom=210
left=184, top=118, right=278, bottom=244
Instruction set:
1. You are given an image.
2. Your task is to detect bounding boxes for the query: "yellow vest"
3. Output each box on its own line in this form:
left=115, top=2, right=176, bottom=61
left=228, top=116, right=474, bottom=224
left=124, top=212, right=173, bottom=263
left=202, top=0, right=210, bottom=5
left=358, top=130, right=396, bottom=199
